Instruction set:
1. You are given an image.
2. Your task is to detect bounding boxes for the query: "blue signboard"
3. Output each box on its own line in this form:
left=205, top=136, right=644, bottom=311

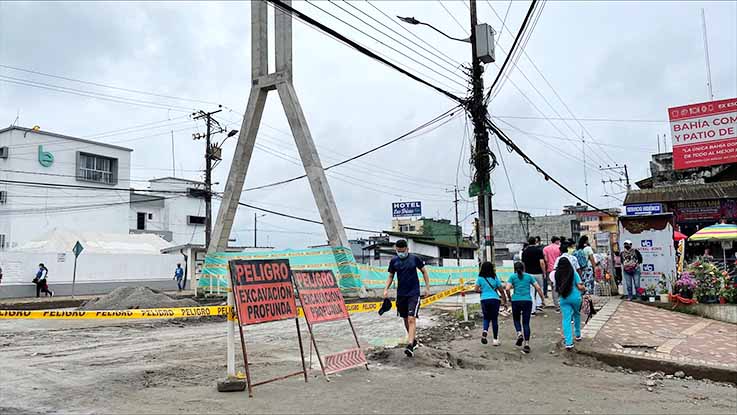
left=625, top=203, right=663, bottom=216
left=392, top=201, right=422, bottom=217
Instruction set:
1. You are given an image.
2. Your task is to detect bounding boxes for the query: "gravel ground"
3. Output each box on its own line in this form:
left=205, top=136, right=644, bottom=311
left=1, top=298, right=735, bottom=414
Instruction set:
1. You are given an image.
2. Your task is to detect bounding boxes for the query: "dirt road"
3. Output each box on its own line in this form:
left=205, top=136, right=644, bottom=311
left=1, top=301, right=735, bottom=414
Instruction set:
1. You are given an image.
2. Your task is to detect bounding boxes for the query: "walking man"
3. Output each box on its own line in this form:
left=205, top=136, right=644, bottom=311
left=35, top=263, right=53, bottom=297
left=174, top=264, right=184, bottom=291
left=521, top=237, right=546, bottom=314
left=621, top=240, right=643, bottom=301
left=383, top=239, right=430, bottom=357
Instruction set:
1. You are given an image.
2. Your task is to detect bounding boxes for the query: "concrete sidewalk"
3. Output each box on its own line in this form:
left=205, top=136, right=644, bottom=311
left=578, top=299, right=737, bottom=383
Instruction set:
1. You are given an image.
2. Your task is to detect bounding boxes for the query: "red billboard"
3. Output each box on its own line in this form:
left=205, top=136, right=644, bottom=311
left=669, top=97, right=737, bottom=170
left=229, top=259, right=297, bottom=325
left=293, top=270, right=349, bottom=324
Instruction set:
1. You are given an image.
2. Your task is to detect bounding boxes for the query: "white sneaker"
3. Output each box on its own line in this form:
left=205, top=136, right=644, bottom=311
left=492, top=339, right=499, bottom=346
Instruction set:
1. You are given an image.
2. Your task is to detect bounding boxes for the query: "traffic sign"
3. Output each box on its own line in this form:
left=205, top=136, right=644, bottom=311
left=73, top=241, right=84, bottom=258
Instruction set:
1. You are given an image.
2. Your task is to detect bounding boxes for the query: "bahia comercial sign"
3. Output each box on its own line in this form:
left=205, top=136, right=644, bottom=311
left=392, top=201, right=421, bottom=217
left=669, top=97, right=737, bottom=170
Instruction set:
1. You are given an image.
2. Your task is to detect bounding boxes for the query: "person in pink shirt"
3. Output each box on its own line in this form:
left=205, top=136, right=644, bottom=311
left=543, top=236, right=562, bottom=312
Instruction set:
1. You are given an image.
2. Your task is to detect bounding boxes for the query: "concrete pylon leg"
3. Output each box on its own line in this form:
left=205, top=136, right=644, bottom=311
left=213, top=87, right=267, bottom=392
left=276, top=82, right=349, bottom=248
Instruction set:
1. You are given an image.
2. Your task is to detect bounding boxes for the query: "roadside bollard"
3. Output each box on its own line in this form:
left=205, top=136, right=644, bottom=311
left=460, top=278, right=468, bottom=322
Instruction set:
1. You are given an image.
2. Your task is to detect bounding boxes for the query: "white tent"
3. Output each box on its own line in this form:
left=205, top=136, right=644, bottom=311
left=12, top=228, right=173, bottom=255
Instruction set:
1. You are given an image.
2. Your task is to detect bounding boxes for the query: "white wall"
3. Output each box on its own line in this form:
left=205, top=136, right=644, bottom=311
left=0, top=128, right=131, bottom=248
left=130, top=178, right=206, bottom=246
left=0, top=251, right=181, bottom=298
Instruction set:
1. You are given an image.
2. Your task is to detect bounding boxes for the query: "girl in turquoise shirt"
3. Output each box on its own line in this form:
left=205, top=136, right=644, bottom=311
left=505, top=262, right=545, bottom=354
left=474, top=261, right=508, bottom=346
left=554, top=256, right=586, bottom=349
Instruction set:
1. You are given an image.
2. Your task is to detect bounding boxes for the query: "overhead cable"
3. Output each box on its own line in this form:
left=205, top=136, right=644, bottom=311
left=265, top=0, right=463, bottom=103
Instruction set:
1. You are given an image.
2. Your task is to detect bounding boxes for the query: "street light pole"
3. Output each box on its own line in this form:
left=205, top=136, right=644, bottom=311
left=398, top=0, right=494, bottom=265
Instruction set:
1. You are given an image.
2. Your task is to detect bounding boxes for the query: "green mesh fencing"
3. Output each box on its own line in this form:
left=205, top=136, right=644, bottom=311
left=198, top=246, right=514, bottom=295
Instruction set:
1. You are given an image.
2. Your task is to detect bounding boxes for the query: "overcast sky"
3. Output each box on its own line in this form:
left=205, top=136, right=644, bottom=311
left=1, top=1, right=736, bottom=249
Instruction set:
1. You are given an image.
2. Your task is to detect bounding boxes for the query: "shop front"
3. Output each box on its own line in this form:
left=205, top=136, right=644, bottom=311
left=624, top=181, right=737, bottom=262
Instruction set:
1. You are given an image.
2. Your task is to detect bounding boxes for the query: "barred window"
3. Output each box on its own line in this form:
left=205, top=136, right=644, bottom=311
left=78, top=153, right=117, bottom=184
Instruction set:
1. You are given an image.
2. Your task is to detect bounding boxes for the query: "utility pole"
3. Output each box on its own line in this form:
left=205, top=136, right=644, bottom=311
left=447, top=186, right=462, bottom=266
left=469, top=0, right=494, bottom=265
left=582, top=130, right=589, bottom=201
left=193, top=107, right=225, bottom=249
left=600, top=164, right=631, bottom=194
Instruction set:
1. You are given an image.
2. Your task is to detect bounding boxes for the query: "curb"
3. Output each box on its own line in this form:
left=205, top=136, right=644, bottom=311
left=577, top=298, right=737, bottom=384
left=576, top=345, right=737, bottom=384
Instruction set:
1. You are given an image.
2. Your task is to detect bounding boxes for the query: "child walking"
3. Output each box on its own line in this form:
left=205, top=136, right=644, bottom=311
left=505, top=262, right=544, bottom=354
left=474, top=261, right=508, bottom=346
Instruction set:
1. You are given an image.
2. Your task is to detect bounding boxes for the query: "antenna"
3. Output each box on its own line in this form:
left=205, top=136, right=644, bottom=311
left=701, top=8, right=715, bottom=101
left=657, top=134, right=661, bottom=153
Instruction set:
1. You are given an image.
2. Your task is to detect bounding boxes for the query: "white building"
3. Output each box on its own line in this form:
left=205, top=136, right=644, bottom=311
left=129, top=177, right=207, bottom=247
left=0, top=126, right=132, bottom=249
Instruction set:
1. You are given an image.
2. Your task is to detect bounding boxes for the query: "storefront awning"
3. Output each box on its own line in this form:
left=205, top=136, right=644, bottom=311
left=624, top=180, right=737, bottom=204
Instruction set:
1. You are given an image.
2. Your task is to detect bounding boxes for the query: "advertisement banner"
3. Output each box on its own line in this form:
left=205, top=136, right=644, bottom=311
left=293, top=269, right=349, bottom=324
left=228, top=259, right=297, bottom=325
left=392, top=201, right=422, bottom=217
left=619, top=215, right=677, bottom=289
left=669, top=97, right=737, bottom=170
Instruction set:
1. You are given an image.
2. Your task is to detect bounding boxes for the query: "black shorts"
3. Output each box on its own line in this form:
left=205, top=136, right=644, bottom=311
left=396, top=295, right=420, bottom=318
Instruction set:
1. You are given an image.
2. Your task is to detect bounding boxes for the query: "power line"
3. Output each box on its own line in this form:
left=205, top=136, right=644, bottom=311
left=329, top=0, right=468, bottom=86
left=484, top=0, right=538, bottom=101
left=0, top=75, right=193, bottom=112
left=242, top=106, right=460, bottom=192
left=437, top=1, right=469, bottom=35
left=0, top=194, right=185, bottom=217
left=365, top=1, right=463, bottom=69
left=0, top=178, right=194, bottom=196
left=305, top=0, right=468, bottom=91
left=265, top=0, right=463, bottom=103
left=490, top=115, right=668, bottom=123
left=0, top=64, right=219, bottom=105
left=484, top=115, right=610, bottom=215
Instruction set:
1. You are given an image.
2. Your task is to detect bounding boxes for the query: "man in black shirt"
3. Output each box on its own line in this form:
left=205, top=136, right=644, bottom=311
left=521, top=237, right=546, bottom=313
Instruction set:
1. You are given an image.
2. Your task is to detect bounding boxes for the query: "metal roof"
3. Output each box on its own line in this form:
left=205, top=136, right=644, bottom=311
left=624, top=180, right=737, bottom=204
left=0, top=126, right=134, bottom=152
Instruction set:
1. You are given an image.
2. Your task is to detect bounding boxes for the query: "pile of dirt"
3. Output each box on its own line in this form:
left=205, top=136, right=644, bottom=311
left=79, top=287, right=198, bottom=310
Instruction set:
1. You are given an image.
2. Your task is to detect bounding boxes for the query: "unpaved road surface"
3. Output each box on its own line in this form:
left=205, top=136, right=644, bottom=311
left=1, top=299, right=735, bottom=414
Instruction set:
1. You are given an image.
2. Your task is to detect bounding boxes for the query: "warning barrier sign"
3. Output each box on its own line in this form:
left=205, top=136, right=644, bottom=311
left=293, top=270, right=349, bottom=324
left=228, top=258, right=307, bottom=397
left=229, top=258, right=297, bottom=325
left=293, top=268, right=368, bottom=378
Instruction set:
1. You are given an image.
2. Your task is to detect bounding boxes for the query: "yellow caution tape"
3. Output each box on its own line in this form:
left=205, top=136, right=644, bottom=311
left=0, top=284, right=474, bottom=320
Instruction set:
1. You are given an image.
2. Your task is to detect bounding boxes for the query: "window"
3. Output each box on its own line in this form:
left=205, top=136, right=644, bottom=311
left=0, top=190, right=6, bottom=204
left=0, top=146, right=8, bottom=159
left=399, top=224, right=416, bottom=232
left=0, top=234, right=5, bottom=249
left=148, top=213, right=153, bottom=220
left=77, top=152, right=117, bottom=184
left=137, top=212, right=146, bottom=230
left=188, top=215, right=206, bottom=225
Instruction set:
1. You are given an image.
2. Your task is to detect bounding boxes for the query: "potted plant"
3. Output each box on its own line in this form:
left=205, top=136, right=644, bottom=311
left=657, top=273, right=670, bottom=303
left=718, top=271, right=737, bottom=304
left=675, top=272, right=697, bottom=299
left=646, top=284, right=658, bottom=302
left=691, top=261, right=721, bottom=304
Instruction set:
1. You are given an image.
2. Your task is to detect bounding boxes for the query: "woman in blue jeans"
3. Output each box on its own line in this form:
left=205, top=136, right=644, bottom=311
left=474, top=261, right=508, bottom=346
left=505, top=262, right=545, bottom=354
left=554, top=256, right=586, bottom=350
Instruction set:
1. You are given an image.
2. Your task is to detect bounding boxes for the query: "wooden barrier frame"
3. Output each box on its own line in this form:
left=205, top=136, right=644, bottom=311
left=228, top=259, right=308, bottom=397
